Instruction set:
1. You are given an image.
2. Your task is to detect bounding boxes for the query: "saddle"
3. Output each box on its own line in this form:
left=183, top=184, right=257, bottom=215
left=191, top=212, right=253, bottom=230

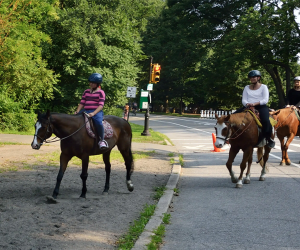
left=83, top=113, right=113, bottom=139
left=245, top=107, right=277, bottom=127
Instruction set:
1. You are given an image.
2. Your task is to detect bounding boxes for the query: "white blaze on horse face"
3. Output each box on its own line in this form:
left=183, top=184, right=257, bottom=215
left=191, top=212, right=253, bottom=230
left=215, top=122, right=227, bottom=148
left=32, top=121, right=42, bottom=147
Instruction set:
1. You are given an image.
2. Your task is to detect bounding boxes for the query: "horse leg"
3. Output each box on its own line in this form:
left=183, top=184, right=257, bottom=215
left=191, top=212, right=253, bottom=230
left=118, top=146, right=134, bottom=192
left=259, top=146, right=271, bottom=181
left=80, top=155, right=89, bottom=198
left=52, top=153, right=72, bottom=199
left=283, top=133, right=295, bottom=165
left=277, top=133, right=287, bottom=165
left=102, top=150, right=112, bottom=194
left=226, top=147, right=240, bottom=184
left=236, top=147, right=252, bottom=188
left=244, top=148, right=253, bottom=184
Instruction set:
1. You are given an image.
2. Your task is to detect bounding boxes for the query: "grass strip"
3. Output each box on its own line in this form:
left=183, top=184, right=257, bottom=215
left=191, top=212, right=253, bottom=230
left=146, top=213, right=171, bottom=250
left=116, top=204, right=156, bottom=250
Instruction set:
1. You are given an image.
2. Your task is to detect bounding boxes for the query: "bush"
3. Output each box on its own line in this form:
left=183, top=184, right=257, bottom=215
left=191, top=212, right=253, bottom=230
left=0, top=110, right=36, bottom=132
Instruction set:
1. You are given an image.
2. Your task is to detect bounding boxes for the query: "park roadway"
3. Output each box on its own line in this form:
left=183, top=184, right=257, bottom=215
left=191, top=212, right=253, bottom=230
left=129, top=113, right=300, bottom=250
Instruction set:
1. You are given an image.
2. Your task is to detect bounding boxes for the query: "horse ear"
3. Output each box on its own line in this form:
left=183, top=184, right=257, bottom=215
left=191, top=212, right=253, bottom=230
left=215, top=113, right=219, bottom=119
left=224, top=115, right=231, bottom=121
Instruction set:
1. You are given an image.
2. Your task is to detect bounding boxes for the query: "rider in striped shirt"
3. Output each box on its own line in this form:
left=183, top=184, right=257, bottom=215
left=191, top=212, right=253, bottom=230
left=75, top=73, right=108, bottom=149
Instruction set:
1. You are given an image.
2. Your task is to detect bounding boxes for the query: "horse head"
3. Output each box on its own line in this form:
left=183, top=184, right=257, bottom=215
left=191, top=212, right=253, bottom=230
left=31, top=110, right=53, bottom=150
left=214, top=113, right=231, bottom=148
left=269, top=109, right=281, bottom=121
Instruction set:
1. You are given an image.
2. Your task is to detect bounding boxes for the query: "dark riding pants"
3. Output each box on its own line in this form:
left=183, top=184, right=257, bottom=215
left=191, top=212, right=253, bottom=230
left=234, top=105, right=272, bottom=139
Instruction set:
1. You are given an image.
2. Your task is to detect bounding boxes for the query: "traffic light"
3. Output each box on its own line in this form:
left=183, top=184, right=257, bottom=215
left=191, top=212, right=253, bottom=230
left=152, top=64, right=161, bottom=83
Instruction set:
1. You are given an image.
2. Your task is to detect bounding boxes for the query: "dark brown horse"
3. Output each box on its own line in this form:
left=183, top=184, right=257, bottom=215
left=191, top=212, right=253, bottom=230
left=214, top=111, right=274, bottom=188
left=31, top=111, right=134, bottom=201
left=270, top=107, right=300, bottom=165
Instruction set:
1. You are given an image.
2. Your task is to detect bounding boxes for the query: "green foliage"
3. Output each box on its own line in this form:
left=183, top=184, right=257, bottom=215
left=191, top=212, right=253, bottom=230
left=117, top=204, right=156, bottom=250
left=0, top=0, right=59, bottom=110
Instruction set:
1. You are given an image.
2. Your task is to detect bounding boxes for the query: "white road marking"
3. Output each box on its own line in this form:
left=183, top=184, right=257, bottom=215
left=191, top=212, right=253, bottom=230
left=269, top=153, right=300, bottom=169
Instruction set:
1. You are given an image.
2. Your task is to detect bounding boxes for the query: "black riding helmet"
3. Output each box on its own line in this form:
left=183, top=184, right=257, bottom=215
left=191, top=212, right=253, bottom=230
left=248, top=70, right=261, bottom=78
left=88, top=73, right=103, bottom=86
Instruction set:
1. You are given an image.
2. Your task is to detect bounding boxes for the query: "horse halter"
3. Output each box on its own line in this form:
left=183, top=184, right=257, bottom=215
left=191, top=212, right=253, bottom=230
left=34, top=116, right=53, bottom=145
left=215, top=121, right=231, bottom=143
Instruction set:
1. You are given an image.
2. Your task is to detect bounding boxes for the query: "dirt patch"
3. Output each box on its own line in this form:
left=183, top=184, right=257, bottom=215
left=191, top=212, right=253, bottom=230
left=0, top=144, right=172, bottom=249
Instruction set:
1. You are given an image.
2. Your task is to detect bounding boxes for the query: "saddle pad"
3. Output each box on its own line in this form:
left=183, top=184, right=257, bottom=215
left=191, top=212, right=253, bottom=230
left=246, top=110, right=277, bottom=127
left=84, top=114, right=113, bottom=139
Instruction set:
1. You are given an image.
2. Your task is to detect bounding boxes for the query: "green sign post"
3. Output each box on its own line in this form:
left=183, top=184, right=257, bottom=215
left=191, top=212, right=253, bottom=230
left=139, top=90, right=149, bottom=110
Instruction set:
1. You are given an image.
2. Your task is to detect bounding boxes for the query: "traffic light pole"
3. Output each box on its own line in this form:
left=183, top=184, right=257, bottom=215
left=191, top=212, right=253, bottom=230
left=141, top=57, right=153, bottom=136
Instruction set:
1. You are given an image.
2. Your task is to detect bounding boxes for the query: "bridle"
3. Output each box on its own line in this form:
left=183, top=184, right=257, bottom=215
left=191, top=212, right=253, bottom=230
left=215, top=111, right=253, bottom=143
left=34, top=114, right=89, bottom=145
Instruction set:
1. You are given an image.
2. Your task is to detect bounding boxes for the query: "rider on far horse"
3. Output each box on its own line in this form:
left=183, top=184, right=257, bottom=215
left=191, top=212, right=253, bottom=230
left=234, top=70, right=275, bottom=149
left=286, top=76, right=300, bottom=112
left=74, top=73, right=108, bottom=149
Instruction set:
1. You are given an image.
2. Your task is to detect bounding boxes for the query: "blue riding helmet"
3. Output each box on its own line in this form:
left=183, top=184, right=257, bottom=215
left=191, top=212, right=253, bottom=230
left=248, top=70, right=261, bottom=78
left=88, top=73, right=103, bottom=86
left=294, top=76, right=300, bottom=81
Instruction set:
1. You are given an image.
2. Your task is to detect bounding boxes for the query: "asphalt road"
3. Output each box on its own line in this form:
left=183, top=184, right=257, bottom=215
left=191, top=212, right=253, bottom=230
left=129, top=113, right=300, bottom=250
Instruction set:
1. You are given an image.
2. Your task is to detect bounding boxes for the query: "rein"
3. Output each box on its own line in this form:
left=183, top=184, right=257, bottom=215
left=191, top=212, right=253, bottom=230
left=273, top=109, right=294, bottom=131
left=34, top=114, right=90, bottom=144
left=226, top=111, right=253, bottom=142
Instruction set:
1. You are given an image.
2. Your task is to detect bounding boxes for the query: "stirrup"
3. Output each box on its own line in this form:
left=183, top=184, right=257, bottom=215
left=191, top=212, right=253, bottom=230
left=99, top=140, right=108, bottom=149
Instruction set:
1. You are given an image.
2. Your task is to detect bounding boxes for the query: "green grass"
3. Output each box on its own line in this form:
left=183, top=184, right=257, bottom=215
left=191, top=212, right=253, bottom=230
left=117, top=204, right=156, bottom=250
left=0, top=142, right=28, bottom=146
left=130, top=122, right=172, bottom=145
left=179, top=154, right=184, bottom=166
left=153, top=186, right=166, bottom=201
left=0, top=128, right=35, bottom=135
left=141, top=111, right=200, bottom=119
left=147, top=213, right=171, bottom=250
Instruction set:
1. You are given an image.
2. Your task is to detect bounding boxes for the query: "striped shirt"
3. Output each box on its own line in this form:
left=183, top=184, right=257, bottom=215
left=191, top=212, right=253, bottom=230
left=80, top=89, right=105, bottom=110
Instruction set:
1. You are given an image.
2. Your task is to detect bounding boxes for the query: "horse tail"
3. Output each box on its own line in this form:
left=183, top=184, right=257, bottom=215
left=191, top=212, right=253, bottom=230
left=257, top=147, right=264, bottom=167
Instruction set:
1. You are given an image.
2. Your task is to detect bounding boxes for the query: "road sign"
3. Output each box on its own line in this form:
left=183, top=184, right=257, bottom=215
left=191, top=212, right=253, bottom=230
left=126, top=87, right=137, bottom=98
left=147, top=84, right=153, bottom=91
left=139, top=90, right=149, bottom=110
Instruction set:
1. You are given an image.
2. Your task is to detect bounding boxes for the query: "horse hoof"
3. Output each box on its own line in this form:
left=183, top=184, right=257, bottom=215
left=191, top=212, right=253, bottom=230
left=286, top=161, right=291, bottom=165
left=126, top=180, right=134, bottom=192
left=46, top=196, right=59, bottom=204
left=102, top=191, right=108, bottom=195
left=244, top=179, right=250, bottom=184
left=259, top=177, right=265, bottom=181
left=280, top=161, right=285, bottom=166
left=236, top=184, right=243, bottom=188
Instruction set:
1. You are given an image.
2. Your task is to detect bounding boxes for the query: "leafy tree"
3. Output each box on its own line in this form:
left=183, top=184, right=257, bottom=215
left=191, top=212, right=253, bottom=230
left=0, top=0, right=59, bottom=110
left=42, top=0, right=165, bottom=113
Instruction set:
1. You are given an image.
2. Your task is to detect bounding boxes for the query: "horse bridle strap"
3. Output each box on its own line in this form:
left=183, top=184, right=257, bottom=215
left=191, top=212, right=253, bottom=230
left=36, top=114, right=90, bottom=144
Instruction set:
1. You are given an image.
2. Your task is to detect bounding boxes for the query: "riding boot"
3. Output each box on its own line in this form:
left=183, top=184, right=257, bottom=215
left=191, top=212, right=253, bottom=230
left=267, top=138, right=275, bottom=149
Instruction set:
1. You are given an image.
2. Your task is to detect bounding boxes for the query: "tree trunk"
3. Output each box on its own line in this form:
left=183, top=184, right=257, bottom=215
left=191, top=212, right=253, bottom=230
left=263, top=65, right=285, bottom=108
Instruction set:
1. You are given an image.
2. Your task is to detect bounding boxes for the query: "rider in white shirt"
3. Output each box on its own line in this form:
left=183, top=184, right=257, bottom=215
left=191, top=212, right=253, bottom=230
left=235, top=70, right=275, bottom=148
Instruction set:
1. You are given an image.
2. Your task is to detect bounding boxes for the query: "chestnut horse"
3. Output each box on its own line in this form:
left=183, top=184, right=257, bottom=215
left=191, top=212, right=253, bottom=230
left=214, top=111, right=274, bottom=188
left=31, top=111, right=134, bottom=202
left=270, top=107, right=300, bottom=165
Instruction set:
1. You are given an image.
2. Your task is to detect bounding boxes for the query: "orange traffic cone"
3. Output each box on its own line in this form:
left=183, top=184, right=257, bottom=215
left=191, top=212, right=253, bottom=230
left=210, top=133, right=225, bottom=152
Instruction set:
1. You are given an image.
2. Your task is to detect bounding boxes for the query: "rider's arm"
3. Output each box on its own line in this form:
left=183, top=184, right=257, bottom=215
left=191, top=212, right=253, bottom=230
left=259, top=85, right=269, bottom=105
left=89, top=105, right=103, bottom=117
left=242, top=86, right=249, bottom=107
left=75, top=104, right=84, bottom=114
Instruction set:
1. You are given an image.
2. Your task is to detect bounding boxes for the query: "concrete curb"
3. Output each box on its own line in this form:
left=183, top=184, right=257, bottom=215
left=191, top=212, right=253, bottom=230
left=132, top=158, right=181, bottom=250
